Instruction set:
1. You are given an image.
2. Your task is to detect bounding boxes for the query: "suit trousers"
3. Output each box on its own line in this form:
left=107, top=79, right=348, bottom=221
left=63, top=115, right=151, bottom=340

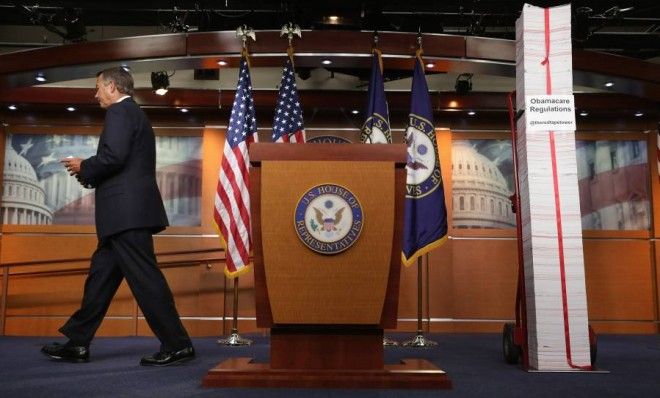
left=59, top=228, right=191, bottom=351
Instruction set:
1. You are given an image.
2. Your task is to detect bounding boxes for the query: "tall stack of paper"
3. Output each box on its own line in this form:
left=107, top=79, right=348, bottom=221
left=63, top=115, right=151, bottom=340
left=515, top=3, right=592, bottom=371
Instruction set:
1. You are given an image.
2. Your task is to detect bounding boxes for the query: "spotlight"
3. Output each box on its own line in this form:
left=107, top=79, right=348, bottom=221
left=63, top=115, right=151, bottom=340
left=63, top=7, right=86, bottom=42
left=151, top=71, right=170, bottom=95
left=579, top=110, right=589, bottom=116
left=351, top=109, right=359, bottom=115
left=19, top=5, right=86, bottom=43
left=297, top=68, right=312, bottom=81
left=634, top=111, right=644, bottom=117
left=322, top=59, right=332, bottom=65
left=180, top=108, right=189, bottom=113
left=217, top=60, right=228, bottom=66
left=455, top=73, right=473, bottom=95
left=8, top=105, right=17, bottom=110
left=604, top=81, right=614, bottom=87
left=66, top=106, right=76, bottom=112
left=467, top=19, right=485, bottom=36
left=573, top=7, right=592, bottom=42
left=467, top=111, right=476, bottom=116
left=167, top=8, right=190, bottom=33
left=35, top=73, right=47, bottom=82
left=426, top=63, right=435, bottom=69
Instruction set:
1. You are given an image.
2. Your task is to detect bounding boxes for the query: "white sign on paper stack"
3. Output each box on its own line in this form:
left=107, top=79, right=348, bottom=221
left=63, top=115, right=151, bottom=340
left=515, top=3, right=592, bottom=371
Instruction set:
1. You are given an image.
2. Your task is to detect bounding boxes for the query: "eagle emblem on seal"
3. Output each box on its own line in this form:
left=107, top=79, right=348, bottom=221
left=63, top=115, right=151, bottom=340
left=314, top=206, right=345, bottom=237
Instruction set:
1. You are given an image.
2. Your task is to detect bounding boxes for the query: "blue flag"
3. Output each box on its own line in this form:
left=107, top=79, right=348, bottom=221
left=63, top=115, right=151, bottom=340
left=360, top=50, right=392, bottom=144
left=402, top=55, right=448, bottom=266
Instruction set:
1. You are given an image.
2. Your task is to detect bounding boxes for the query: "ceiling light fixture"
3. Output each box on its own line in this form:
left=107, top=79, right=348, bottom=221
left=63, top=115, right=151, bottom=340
left=604, top=81, right=614, bottom=87
left=8, top=105, right=17, bottom=110
left=151, top=71, right=170, bottom=96
left=467, top=111, right=476, bottom=116
left=297, top=68, right=312, bottom=81
left=455, top=73, right=473, bottom=95
left=63, top=7, right=87, bottom=42
left=634, top=111, right=644, bottom=117
left=180, top=108, right=189, bottom=113
left=167, top=7, right=189, bottom=33
left=322, top=59, right=332, bottom=65
left=579, top=110, right=588, bottom=116
left=35, top=73, right=47, bottom=82
left=217, top=60, right=228, bottom=66
left=351, top=109, right=359, bottom=115
left=426, top=63, right=435, bottom=69
left=66, top=106, right=76, bottom=112
left=573, top=7, right=593, bottom=42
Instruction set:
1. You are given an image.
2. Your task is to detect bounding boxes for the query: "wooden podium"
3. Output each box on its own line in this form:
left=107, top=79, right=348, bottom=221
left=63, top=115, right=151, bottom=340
left=203, top=143, right=451, bottom=389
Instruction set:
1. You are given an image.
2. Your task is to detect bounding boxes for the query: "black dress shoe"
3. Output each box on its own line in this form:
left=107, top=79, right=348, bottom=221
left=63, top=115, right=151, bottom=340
left=41, top=342, right=89, bottom=363
left=140, top=346, right=195, bottom=367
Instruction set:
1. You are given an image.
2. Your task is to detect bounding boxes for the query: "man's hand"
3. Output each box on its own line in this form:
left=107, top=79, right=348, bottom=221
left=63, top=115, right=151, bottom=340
left=61, top=157, right=82, bottom=175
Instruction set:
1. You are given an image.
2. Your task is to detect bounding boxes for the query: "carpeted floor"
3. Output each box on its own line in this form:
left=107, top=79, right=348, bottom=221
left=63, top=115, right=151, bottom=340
left=0, top=333, right=658, bottom=397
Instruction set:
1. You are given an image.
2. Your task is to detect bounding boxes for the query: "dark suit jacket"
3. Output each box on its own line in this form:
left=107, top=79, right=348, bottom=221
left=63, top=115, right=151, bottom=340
left=79, top=97, right=169, bottom=239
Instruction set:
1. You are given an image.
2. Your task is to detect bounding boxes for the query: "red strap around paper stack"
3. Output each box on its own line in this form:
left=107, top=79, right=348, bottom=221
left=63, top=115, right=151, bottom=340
left=543, top=7, right=592, bottom=371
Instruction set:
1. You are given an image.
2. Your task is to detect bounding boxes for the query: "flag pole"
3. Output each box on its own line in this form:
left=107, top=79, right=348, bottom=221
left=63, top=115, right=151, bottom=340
left=218, top=276, right=252, bottom=346
left=216, top=24, right=256, bottom=346
left=403, top=254, right=438, bottom=347
left=402, top=29, right=438, bottom=348
left=368, top=29, right=398, bottom=347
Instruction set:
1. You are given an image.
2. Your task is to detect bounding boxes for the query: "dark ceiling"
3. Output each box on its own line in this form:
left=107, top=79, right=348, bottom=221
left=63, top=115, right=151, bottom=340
left=1, top=1, right=659, bottom=59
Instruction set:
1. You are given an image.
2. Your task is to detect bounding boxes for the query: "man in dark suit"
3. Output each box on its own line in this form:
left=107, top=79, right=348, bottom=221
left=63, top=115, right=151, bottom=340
left=41, top=67, right=194, bottom=366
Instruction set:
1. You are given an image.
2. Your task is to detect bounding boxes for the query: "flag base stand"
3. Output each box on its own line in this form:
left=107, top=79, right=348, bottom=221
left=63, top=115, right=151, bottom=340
left=402, top=256, right=438, bottom=348
left=383, top=336, right=399, bottom=346
left=217, top=329, right=252, bottom=346
left=217, top=278, right=252, bottom=346
left=402, top=333, right=438, bottom=348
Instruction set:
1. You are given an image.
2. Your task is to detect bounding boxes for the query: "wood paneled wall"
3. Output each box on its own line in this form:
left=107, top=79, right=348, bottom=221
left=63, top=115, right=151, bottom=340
left=1, top=119, right=658, bottom=337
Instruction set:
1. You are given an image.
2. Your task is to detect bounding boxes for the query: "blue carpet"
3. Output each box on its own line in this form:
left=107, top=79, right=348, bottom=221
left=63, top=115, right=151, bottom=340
left=0, top=334, right=658, bottom=397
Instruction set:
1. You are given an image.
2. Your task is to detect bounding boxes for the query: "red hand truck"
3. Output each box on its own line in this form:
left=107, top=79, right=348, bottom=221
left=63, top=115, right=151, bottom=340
left=502, top=91, right=597, bottom=369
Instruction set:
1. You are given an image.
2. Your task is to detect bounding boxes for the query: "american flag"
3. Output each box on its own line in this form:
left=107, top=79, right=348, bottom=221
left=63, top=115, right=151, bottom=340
left=272, top=57, right=305, bottom=143
left=213, top=56, right=258, bottom=277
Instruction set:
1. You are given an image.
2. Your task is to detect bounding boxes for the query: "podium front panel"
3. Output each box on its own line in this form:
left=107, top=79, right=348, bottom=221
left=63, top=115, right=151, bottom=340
left=261, top=160, right=394, bottom=324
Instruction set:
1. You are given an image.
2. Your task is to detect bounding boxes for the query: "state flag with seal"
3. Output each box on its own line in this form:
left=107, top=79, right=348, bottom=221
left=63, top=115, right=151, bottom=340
left=361, top=49, right=392, bottom=144
left=401, top=52, right=448, bottom=266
